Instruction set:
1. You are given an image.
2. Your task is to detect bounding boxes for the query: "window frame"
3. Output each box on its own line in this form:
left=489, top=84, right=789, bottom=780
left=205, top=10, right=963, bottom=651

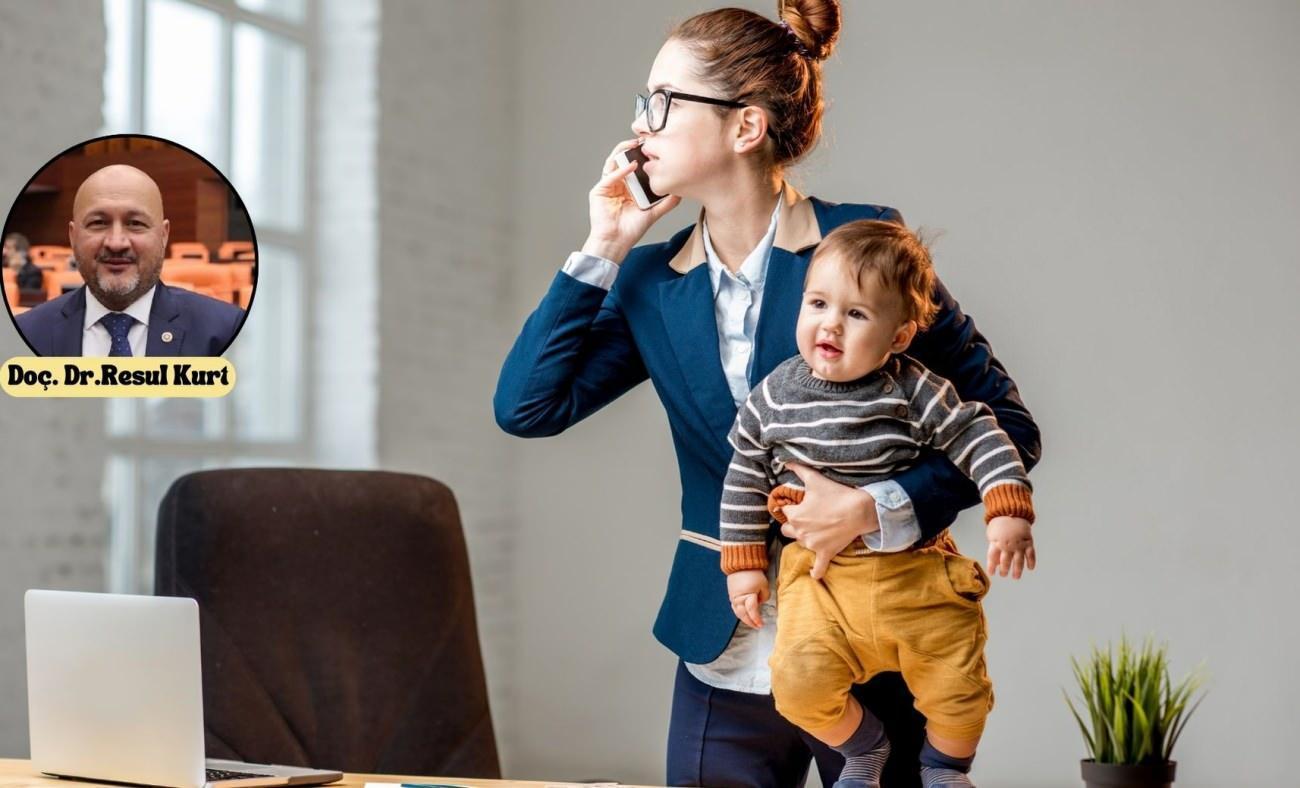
left=101, top=0, right=318, bottom=593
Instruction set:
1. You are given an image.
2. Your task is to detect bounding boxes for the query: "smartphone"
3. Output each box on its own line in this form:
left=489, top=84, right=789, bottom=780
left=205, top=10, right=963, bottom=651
left=614, top=145, right=666, bottom=210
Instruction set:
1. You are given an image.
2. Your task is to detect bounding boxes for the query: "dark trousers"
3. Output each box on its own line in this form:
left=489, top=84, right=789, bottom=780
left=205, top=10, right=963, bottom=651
left=666, top=661, right=924, bottom=788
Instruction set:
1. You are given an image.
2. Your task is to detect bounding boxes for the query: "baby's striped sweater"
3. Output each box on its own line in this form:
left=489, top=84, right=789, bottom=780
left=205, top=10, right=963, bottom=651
left=721, top=354, right=1034, bottom=573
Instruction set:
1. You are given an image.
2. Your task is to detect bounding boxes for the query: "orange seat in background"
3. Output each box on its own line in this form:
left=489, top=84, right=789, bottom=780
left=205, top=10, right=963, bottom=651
left=162, top=260, right=234, bottom=302
left=46, top=270, right=83, bottom=301
left=30, top=246, right=73, bottom=269
left=229, top=262, right=254, bottom=298
left=217, top=241, right=255, bottom=261
left=169, top=242, right=210, bottom=263
left=3, top=269, right=18, bottom=308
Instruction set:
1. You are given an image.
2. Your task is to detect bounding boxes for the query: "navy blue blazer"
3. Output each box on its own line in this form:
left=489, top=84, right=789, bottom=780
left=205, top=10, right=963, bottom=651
left=495, top=190, right=1041, bottom=663
left=15, top=282, right=245, bottom=356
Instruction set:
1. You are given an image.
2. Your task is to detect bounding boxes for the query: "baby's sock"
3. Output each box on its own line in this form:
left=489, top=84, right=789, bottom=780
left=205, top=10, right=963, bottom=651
left=919, top=738, right=976, bottom=787
left=830, top=708, right=890, bottom=788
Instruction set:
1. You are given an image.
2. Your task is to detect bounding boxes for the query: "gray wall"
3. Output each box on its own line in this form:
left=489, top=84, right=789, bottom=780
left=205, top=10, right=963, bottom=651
left=374, top=0, right=522, bottom=770
left=502, top=3, right=686, bottom=781
left=500, top=1, right=1300, bottom=785
left=0, top=0, right=108, bottom=757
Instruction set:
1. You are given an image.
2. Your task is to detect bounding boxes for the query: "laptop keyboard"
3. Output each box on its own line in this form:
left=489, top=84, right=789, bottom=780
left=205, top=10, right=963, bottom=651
left=206, top=768, right=274, bottom=782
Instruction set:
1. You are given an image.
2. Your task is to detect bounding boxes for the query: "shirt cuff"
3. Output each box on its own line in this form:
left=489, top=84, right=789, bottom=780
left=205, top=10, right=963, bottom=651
left=562, top=251, right=619, bottom=291
left=861, top=480, right=921, bottom=552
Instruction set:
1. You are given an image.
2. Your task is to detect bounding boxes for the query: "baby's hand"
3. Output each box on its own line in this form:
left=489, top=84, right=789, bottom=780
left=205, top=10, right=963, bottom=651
left=727, top=570, right=770, bottom=629
left=986, top=516, right=1036, bottom=579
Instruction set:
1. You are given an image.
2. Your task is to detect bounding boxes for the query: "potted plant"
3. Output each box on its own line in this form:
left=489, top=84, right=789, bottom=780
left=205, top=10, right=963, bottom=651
left=1064, top=636, right=1206, bottom=788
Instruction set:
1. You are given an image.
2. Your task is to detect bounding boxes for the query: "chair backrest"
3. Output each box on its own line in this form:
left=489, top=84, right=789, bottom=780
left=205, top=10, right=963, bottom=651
left=153, top=469, right=501, bottom=779
left=47, top=270, right=83, bottom=301
left=169, top=242, right=210, bottom=263
left=227, top=262, right=254, bottom=308
left=228, top=262, right=254, bottom=291
left=4, top=269, right=18, bottom=307
left=217, top=241, right=255, bottom=261
left=162, top=261, right=234, bottom=302
left=29, top=246, right=73, bottom=269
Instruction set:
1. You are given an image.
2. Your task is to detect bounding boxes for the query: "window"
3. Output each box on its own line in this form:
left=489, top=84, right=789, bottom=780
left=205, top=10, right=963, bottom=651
left=101, top=0, right=313, bottom=592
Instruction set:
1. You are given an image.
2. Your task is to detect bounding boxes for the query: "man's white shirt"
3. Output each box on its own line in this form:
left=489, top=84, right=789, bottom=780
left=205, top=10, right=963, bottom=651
left=81, top=285, right=155, bottom=357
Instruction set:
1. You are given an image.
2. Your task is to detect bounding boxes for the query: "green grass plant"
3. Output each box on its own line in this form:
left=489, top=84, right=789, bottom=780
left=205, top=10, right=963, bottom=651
left=1065, top=635, right=1206, bottom=764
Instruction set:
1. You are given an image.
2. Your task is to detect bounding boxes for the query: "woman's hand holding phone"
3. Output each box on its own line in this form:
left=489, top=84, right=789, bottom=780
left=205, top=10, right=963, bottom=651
left=581, top=139, right=680, bottom=264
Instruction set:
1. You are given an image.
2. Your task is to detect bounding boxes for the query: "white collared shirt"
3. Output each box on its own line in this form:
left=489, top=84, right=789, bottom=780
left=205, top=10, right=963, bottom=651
left=702, top=201, right=777, bottom=407
left=82, top=285, right=155, bottom=357
left=561, top=209, right=921, bottom=694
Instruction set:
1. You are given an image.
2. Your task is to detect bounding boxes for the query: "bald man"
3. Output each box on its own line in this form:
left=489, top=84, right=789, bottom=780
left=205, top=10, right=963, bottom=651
left=15, top=164, right=245, bottom=357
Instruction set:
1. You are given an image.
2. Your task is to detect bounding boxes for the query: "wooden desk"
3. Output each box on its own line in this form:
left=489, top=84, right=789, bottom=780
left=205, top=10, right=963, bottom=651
left=0, top=760, right=657, bottom=788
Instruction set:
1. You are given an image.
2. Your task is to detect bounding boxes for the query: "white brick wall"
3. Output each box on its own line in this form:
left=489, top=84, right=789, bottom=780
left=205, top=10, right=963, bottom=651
left=0, top=0, right=108, bottom=757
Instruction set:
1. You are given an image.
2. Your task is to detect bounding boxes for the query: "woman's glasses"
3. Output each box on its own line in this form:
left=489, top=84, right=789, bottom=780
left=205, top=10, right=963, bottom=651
left=634, top=88, right=747, bottom=133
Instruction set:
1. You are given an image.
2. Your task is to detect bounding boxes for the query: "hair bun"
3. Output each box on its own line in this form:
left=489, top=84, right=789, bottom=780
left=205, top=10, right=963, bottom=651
left=778, top=0, right=841, bottom=61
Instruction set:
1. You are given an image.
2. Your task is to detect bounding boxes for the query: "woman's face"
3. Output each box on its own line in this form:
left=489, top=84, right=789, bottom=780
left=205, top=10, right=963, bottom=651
left=633, top=39, right=741, bottom=199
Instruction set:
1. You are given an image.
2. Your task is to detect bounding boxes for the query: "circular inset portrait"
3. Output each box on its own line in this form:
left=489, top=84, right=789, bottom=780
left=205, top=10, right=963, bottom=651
left=2, top=134, right=256, bottom=357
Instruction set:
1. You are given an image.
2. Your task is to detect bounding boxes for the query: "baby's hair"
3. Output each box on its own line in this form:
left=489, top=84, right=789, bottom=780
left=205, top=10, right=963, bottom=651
left=808, top=220, right=940, bottom=329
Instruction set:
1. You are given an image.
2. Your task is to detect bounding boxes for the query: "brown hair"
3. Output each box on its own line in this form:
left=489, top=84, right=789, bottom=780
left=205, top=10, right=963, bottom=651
left=809, top=220, right=940, bottom=329
left=669, top=0, right=842, bottom=167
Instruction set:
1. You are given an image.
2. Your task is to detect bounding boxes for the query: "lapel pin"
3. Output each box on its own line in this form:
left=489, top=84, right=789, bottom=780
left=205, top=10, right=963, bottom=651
left=161, top=331, right=174, bottom=343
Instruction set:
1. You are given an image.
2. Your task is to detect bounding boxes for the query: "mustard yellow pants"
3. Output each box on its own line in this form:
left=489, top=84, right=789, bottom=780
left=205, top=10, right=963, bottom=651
left=768, top=539, right=995, bottom=742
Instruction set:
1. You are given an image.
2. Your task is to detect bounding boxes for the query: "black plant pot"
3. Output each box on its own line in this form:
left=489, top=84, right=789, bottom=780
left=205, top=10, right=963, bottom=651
left=1080, top=759, right=1177, bottom=788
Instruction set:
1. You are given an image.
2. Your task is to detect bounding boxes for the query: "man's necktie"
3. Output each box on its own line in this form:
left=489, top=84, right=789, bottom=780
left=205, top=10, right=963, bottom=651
left=99, top=312, right=136, bottom=357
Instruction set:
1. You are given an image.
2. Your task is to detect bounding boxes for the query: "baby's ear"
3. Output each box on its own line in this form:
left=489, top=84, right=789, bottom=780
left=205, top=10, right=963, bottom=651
left=891, top=320, right=918, bottom=353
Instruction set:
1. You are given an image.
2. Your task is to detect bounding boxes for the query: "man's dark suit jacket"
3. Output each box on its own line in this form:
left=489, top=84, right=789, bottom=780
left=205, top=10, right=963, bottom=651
left=15, top=282, right=245, bottom=356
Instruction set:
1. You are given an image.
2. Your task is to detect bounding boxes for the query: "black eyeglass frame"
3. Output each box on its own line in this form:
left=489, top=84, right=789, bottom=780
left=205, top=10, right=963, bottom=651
left=634, top=88, right=747, bottom=133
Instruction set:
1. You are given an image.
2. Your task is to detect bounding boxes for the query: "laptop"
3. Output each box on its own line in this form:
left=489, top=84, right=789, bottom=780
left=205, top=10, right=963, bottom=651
left=25, top=589, right=345, bottom=788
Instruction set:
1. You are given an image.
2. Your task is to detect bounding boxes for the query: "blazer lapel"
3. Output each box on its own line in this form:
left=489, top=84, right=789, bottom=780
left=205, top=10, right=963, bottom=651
left=752, top=186, right=823, bottom=384
left=146, top=284, right=187, bottom=356
left=751, top=246, right=809, bottom=384
left=657, top=186, right=825, bottom=460
left=659, top=263, right=738, bottom=460
left=54, top=288, right=87, bottom=356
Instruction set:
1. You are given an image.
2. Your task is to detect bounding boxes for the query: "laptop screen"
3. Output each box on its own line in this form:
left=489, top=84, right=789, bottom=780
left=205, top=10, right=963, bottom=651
left=25, top=590, right=208, bottom=788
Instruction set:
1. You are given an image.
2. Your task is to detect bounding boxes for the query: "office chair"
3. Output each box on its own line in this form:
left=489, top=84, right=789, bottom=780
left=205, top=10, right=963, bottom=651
left=169, top=242, right=210, bottom=263
left=161, top=260, right=235, bottom=302
left=154, top=468, right=501, bottom=778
